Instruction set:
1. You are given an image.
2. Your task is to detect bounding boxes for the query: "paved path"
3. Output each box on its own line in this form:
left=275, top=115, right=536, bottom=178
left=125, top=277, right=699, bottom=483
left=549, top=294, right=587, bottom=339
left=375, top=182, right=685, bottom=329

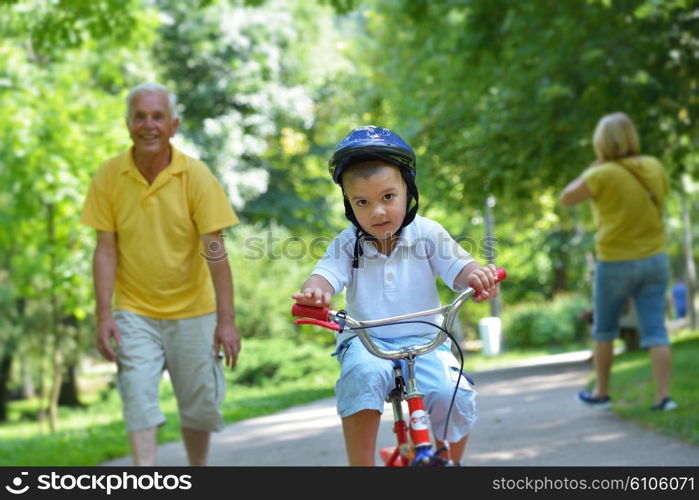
left=102, top=353, right=699, bottom=466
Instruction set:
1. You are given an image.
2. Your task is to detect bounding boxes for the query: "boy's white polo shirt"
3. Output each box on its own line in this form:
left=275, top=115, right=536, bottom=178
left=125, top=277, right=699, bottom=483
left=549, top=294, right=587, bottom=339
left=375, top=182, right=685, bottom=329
left=312, top=214, right=474, bottom=345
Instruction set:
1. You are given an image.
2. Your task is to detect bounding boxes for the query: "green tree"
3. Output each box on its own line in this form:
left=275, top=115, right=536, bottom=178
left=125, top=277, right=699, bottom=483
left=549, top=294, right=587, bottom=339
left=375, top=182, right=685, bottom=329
left=330, top=0, right=698, bottom=298
left=152, top=0, right=346, bottom=233
left=0, top=0, right=155, bottom=425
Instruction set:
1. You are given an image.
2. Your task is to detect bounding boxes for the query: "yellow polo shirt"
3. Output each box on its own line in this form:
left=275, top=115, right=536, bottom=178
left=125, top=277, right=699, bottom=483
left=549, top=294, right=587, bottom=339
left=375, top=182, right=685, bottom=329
left=582, top=156, right=668, bottom=262
left=81, top=147, right=239, bottom=318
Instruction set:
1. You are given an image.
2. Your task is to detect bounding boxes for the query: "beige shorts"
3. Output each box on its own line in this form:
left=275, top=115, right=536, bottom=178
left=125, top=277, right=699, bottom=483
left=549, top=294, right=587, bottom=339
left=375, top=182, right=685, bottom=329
left=114, top=310, right=225, bottom=432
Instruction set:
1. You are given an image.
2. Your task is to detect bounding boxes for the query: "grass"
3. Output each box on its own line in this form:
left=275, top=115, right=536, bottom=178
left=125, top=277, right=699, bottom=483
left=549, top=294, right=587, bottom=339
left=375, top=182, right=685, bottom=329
left=2, top=331, right=696, bottom=464
left=463, top=331, right=699, bottom=446
left=604, top=329, right=699, bottom=445
left=463, top=342, right=590, bottom=372
left=1, top=383, right=336, bottom=466
left=0, top=337, right=337, bottom=466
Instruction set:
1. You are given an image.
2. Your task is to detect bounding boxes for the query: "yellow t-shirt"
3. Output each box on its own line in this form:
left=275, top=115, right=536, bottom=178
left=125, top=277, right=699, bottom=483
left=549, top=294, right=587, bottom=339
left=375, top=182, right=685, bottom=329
left=81, top=147, right=239, bottom=318
left=582, top=156, right=668, bottom=262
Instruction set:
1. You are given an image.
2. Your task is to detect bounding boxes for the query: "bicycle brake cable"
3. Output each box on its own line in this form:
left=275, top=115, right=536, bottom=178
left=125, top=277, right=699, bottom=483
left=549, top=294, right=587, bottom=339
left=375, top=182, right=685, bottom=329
left=347, top=320, right=469, bottom=451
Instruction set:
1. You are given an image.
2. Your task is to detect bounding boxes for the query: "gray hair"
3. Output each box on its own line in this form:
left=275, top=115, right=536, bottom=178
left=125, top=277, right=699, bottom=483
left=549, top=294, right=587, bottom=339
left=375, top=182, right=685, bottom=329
left=126, top=83, right=179, bottom=121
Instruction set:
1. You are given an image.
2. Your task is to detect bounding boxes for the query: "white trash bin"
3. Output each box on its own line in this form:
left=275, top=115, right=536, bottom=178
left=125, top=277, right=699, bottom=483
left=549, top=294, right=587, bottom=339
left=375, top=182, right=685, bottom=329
left=478, top=317, right=502, bottom=357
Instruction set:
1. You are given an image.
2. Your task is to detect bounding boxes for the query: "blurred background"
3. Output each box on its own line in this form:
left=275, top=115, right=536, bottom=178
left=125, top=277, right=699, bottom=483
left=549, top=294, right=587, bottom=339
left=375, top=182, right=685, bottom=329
left=0, top=0, right=696, bottom=464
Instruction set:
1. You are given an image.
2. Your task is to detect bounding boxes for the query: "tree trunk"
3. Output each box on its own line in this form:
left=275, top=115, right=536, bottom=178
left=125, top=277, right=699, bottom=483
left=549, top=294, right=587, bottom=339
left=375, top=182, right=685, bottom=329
left=0, top=353, right=12, bottom=422
left=553, top=263, right=567, bottom=295
left=58, top=363, right=82, bottom=407
left=45, top=200, right=62, bottom=432
left=37, top=355, right=47, bottom=432
left=47, top=348, right=62, bottom=433
left=1, top=297, right=26, bottom=422
left=680, top=188, right=697, bottom=328
left=21, top=358, right=35, bottom=399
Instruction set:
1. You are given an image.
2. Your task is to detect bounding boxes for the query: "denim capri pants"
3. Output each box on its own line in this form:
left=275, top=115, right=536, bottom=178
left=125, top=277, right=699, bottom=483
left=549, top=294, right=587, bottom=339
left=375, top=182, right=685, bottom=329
left=593, top=252, right=670, bottom=348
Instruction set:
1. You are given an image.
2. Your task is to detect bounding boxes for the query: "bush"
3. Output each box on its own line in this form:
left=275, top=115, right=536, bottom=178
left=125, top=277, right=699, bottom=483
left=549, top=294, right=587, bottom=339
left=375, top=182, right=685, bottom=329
left=501, top=294, right=590, bottom=349
left=227, top=224, right=325, bottom=340
left=231, top=337, right=338, bottom=387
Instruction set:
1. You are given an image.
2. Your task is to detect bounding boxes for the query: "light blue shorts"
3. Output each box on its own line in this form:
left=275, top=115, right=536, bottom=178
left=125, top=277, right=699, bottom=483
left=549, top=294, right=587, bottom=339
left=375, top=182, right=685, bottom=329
left=593, top=253, right=670, bottom=348
left=334, top=335, right=477, bottom=442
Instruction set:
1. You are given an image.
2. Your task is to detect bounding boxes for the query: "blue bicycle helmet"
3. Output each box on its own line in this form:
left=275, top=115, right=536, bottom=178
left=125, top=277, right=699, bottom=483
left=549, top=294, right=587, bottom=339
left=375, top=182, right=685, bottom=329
left=328, top=126, right=420, bottom=267
left=329, top=126, right=416, bottom=184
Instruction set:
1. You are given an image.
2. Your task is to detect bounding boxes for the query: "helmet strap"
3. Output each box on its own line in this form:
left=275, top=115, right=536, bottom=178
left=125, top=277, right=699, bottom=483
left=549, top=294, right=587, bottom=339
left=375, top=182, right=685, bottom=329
left=352, top=227, right=375, bottom=269
left=399, top=170, right=419, bottom=231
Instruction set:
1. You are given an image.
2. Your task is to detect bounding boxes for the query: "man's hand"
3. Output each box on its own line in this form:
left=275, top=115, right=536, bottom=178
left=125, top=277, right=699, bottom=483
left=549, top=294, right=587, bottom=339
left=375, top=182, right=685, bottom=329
left=291, top=287, right=332, bottom=307
left=214, top=322, right=242, bottom=370
left=97, top=316, right=121, bottom=362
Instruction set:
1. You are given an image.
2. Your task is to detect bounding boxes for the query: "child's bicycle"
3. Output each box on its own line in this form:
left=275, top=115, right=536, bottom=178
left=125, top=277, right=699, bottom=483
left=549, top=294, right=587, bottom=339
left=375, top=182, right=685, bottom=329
left=291, top=267, right=507, bottom=466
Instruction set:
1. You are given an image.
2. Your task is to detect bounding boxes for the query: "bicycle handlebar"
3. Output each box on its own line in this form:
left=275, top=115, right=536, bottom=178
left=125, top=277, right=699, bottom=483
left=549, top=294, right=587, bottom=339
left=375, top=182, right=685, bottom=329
left=472, top=267, right=507, bottom=298
left=292, top=267, right=507, bottom=360
left=290, top=304, right=332, bottom=321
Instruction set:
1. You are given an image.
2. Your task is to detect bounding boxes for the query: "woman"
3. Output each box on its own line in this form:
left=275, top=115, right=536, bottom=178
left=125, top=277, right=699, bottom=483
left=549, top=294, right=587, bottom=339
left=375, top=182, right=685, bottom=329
left=560, top=112, right=676, bottom=411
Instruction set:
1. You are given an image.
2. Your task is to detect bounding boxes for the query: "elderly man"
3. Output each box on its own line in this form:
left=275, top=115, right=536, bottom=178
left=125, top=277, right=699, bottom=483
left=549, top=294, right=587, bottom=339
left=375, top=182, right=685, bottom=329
left=81, top=83, right=241, bottom=465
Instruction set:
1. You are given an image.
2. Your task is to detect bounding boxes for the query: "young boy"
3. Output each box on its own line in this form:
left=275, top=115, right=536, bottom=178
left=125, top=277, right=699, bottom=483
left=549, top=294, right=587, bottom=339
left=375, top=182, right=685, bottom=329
left=292, top=126, right=499, bottom=466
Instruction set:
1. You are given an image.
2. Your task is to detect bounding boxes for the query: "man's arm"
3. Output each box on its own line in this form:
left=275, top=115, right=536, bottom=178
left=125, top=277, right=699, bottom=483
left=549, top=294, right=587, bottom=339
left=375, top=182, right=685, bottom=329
left=201, top=231, right=241, bottom=370
left=94, top=230, right=120, bottom=361
left=560, top=176, right=592, bottom=206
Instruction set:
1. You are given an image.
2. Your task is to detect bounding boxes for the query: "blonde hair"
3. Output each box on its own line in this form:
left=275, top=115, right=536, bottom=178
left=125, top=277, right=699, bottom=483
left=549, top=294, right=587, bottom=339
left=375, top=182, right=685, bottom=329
left=592, top=112, right=641, bottom=161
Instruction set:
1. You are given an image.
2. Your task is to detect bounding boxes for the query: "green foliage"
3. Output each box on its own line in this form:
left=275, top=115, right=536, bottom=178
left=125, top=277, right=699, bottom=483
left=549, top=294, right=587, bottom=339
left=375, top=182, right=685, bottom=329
left=323, top=0, right=360, bottom=14
left=0, top=0, right=342, bottom=422
left=2, top=0, right=697, bottom=448
left=344, top=0, right=699, bottom=300
left=606, top=330, right=699, bottom=445
left=0, top=25, right=147, bottom=409
left=227, top=223, right=329, bottom=340
left=153, top=0, right=342, bottom=232
left=0, top=0, right=144, bottom=60
left=232, top=338, right=337, bottom=386
left=0, top=338, right=337, bottom=465
left=362, top=0, right=699, bottom=194
left=502, top=294, right=591, bottom=349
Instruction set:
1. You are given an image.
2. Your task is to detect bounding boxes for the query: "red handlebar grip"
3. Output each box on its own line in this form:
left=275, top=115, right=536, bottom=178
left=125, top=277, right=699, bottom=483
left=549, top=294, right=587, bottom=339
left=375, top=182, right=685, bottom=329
left=291, top=303, right=330, bottom=321
left=472, top=267, right=507, bottom=298
left=495, top=267, right=507, bottom=282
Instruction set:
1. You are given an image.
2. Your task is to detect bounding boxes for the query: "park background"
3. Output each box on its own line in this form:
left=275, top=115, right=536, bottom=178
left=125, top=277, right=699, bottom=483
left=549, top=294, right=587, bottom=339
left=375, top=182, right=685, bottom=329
left=0, top=0, right=697, bottom=465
